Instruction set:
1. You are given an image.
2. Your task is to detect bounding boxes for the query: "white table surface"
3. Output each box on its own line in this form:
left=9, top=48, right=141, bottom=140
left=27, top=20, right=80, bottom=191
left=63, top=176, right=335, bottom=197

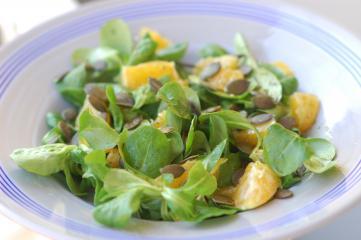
left=0, top=0, right=360, bottom=239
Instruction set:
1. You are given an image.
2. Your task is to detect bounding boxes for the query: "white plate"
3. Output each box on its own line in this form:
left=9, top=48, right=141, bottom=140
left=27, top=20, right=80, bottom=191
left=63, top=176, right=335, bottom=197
left=1, top=0, right=361, bottom=239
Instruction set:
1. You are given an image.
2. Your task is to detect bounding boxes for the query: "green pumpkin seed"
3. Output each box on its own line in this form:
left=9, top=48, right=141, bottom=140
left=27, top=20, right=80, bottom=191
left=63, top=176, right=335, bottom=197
left=212, top=194, right=234, bottom=206
left=240, top=64, right=253, bottom=75
left=124, top=116, right=143, bottom=130
left=148, top=77, right=163, bottom=93
left=159, top=126, right=174, bottom=134
left=160, top=164, right=185, bottom=178
left=58, top=121, right=74, bottom=143
left=252, top=94, right=275, bottom=109
left=232, top=168, right=245, bottom=186
left=106, top=149, right=121, bottom=168
left=116, top=92, right=134, bottom=107
left=275, top=189, right=293, bottom=199
left=250, top=113, right=273, bottom=125
left=200, top=62, right=221, bottom=81
left=224, top=79, right=249, bottom=95
left=92, top=60, right=108, bottom=71
left=278, top=116, right=296, bottom=130
left=61, top=108, right=78, bottom=121
left=89, top=94, right=108, bottom=112
left=203, top=105, right=222, bottom=113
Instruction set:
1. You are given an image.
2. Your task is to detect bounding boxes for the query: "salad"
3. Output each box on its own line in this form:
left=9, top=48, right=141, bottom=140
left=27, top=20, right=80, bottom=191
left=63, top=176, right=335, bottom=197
left=10, top=19, right=336, bottom=228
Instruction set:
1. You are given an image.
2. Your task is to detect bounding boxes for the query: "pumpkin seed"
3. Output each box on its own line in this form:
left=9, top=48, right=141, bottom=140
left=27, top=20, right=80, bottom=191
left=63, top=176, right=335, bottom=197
left=116, top=92, right=134, bottom=107
left=85, top=63, right=94, bottom=72
left=232, top=168, right=245, bottom=186
left=85, top=85, right=108, bottom=102
left=88, top=94, right=108, bottom=112
left=58, top=121, right=74, bottom=143
left=178, top=62, right=195, bottom=68
left=296, top=165, right=307, bottom=177
left=107, top=149, right=121, bottom=168
left=239, top=110, right=248, bottom=118
left=275, top=189, right=293, bottom=199
left=160, top=164, right=185, bottom=178
left=212, top=194, right=234, bottom=206
left=224, top=79, right=249, bottom=95
left=61, top=108, right=78, bottom=121
left=56, top=72, right=68, bottom=83
left=252, top=94, right=275, bottom=109
left=278, top=116, right=296, bottom=130
left=200, top=62, right=221, bottom=81
left=159, top=126, right=174, bottom=134
left=250, top=113, right=273, bottom=125
left=71, top=133, right=79, bottom=145
left=148, top=77, right=163, bottom=93
left=240, top=64, right=253, bottom=75
left=229, top=104, right=241, bottom=111
left=180, top=155, right=200, bottom=164
left=100, top=112, right=108, bottom=122
left=190, top=102, right=201, bottom=116
left=237, top=54, right=246, bottom=65
left=92, top=60, right=108, bottom=71
left=124, top=116, right=143, bottom=130
left=203, top=105, right=222, bottom=113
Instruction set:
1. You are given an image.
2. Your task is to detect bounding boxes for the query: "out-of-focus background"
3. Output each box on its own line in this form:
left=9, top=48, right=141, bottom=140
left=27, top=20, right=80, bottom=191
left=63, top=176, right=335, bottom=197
left=0, top=0, right=360, bottom=239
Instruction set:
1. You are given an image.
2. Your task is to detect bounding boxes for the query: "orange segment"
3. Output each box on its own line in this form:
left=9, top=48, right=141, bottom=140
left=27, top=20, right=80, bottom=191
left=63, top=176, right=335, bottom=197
left=233, top=161, right=280, bottom=210
left=194, top=55, right=243, bottom=91
left=232, top=119, right=275, bottom=153
left=193, top=55, right=240, bottom=75
left=169, top=160, right=196, bottom=188
left=289, top=92, right=320, bottom=133
left=140, top=27, right=171, bottom=50
left=207, top=69, right=244, bottom=91
left=273, top=61, right=294, bottom=76
left=121, top=61, right=180, bottom=90
left=152, top=111, right=166, bottom=129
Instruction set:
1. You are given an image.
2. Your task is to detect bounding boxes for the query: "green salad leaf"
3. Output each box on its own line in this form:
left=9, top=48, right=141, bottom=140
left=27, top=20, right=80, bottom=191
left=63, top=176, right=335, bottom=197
left=132, top=84, right=157, bottom=109
left=55, top=65, right=87, bottom=107
left=234, top=33, right=257, bottom=69
left=46, top=112, right=63, bottom=129
left=208, top=115, right=228, bottom=150
left=94, top=188, right=142, bottom=228
left=185, top=116, right=197, bottom=156
left=200, top=110, right=253, bottom=130
left=157, top=81, right=191, bottom=119
left=10, top=144, right=76, bottom=176
left=128, top=34, right=157, bottom=65
left=123, top=126, right=173, bottom=178
left=217, top=152, right=243, bottom=187
left=202, top=139, right=227, bottom=172
left=103, top=168, right=160, bottom=196
left=263, top=124, right=310, bottom=176
left=100, top=19, right=133, bottom=59
left=263, top=124, right=336, bottom=176
left=78, top=109, right=119, bottom=150
left=253, top=67, right=283, bottom=103
left=304, top=138, right=336, bottom=173
left=199, top=44, right=228, bottom=58
left=165, top=110, right=183, bottom=133
left=193, top=201, right=238, bottom=222
left=155, top=42, right=188, bottom=61
left=261, top=63, right=298, bottom=96
left=188, top=130, right=210, bottom=156
left=106, top=86, right=124, bottom=132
